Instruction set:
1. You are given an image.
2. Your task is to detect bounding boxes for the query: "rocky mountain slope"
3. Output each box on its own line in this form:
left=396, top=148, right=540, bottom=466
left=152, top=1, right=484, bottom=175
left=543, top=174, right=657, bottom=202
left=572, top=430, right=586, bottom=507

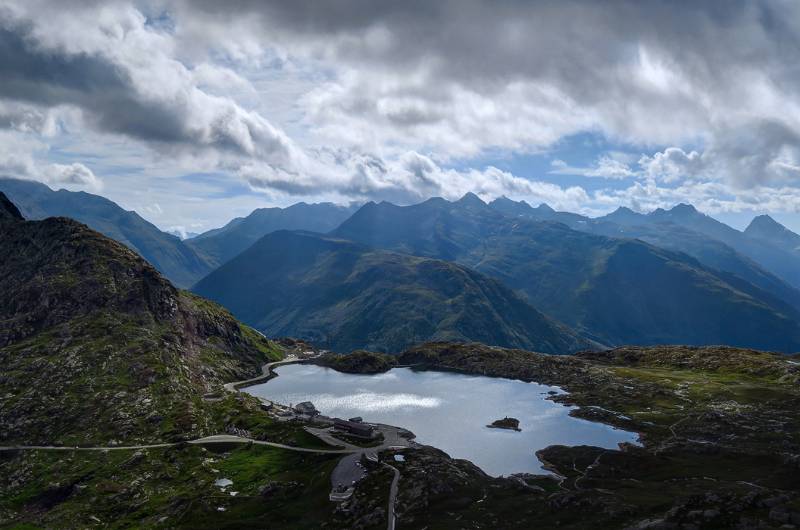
left=193, top=230, right=594, bottom=353
left=0, top=178, right=213, bottom=287
left=334, top=195, right=800, bottom=351
left=0, top=193, right=281, bottom=446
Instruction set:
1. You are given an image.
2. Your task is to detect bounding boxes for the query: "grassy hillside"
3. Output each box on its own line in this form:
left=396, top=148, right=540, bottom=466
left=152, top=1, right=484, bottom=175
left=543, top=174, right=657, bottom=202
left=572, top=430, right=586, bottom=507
left=193, top=230, right=594, bottom=354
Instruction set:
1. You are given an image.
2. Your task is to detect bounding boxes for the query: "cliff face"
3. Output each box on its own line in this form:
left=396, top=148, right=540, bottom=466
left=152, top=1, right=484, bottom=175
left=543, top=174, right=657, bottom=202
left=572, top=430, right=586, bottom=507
left=0, top=193, right=281, bottom=445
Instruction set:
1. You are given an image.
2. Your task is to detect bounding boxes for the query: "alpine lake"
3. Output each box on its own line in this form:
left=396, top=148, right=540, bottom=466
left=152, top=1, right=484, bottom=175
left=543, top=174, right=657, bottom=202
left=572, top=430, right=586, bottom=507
left=244, top=364, right=639, bottom=476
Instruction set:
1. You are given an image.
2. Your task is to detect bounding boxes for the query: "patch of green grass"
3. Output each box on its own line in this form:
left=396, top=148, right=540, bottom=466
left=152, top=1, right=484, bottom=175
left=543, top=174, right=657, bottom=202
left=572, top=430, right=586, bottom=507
left=215, top=445, right=337, bottom=494
left=239, top=325, right=283, bottom=362
left=0, top=444, right=342, bottom=530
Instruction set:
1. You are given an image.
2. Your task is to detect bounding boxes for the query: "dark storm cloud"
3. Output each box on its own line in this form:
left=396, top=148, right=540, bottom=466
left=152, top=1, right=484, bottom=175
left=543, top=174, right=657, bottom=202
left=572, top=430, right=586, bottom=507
left=0, top=22, right=186, bottom=143
left=175, top=0, right=800, bottom=186
left=182, top=0, right=800, bottom=90
left=0, top=6, right=298, bottom=167
left=3, top=0, right=800, bottom=213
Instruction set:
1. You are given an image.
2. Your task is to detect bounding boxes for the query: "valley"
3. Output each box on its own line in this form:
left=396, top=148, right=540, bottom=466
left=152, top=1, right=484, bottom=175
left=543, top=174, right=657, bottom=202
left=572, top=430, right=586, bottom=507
left=2, top=190, right=800, bottom=529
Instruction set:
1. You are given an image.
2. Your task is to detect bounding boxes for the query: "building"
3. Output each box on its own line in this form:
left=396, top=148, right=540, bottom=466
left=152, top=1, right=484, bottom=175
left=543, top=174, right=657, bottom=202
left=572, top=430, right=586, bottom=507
left=348, top=416, right=363, bottom=423
left=333, top=418, right=375, bottom=439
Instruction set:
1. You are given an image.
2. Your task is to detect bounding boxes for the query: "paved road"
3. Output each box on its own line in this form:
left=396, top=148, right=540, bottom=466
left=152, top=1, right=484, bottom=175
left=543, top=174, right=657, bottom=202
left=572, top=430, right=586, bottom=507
left=308, top=424, right=413, bottom=491
left=0, top=434, right=357, bottom=455
left=305, top=427, right=358, bottom=451
left=384, top=463, right=401, bottom=530
left=331, top=452, right=367, bottom=489
left=223, top=355, right=299, bottom=392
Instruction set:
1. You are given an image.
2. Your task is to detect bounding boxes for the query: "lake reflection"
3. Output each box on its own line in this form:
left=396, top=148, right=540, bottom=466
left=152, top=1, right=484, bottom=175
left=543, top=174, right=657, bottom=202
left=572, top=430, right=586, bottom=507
left=245, top=364, right=638, bottom=476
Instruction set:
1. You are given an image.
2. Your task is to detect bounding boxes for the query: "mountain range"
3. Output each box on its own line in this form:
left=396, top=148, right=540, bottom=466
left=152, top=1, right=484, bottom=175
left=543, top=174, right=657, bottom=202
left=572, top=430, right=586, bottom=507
left=186, top=201, right=358, bottom=268
left=489, top=197, right=800, bottom=309
left=0, top=178, right=358, bottom=288
left=193, top=230, right=594, bottom=353
left=598, top=203, right=800, bottom=290
left=4, top=176, right=800, bottom=353
left=333, top=195, right=800, bottom=351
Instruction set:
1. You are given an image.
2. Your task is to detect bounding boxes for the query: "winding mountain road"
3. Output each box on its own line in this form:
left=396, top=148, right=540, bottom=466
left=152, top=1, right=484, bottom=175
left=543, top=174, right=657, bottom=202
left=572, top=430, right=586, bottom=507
left=0, top=434, right=357, bottom=454
left=222, top=355, right=299, bottom=392
left=384, top=463, right=401, bottom=530
left=3, top=355, right=407, bottom=529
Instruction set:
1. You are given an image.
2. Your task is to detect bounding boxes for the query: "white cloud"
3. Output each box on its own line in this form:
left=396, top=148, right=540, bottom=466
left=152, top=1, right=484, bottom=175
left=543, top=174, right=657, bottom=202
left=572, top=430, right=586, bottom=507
left=639, top=148, right=706, bottom=183
left=0, top=1, right=304, bottom=179
left=593, top=178, right=800, bottom=217
left=0, top=132, right=101, bottom=191
left=550, top=155, right=638, bottom=180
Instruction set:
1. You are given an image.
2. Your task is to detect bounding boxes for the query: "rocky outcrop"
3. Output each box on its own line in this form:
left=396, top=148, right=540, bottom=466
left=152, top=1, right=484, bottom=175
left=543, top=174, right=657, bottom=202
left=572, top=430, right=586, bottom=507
left=488, top=417, right=521, bottom=431
left=315, top=350, right=398, bottom=374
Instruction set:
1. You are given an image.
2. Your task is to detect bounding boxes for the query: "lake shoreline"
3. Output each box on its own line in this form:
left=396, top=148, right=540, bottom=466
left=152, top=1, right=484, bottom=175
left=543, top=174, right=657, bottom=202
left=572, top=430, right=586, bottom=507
left=243, top=362, right=638, bottom=476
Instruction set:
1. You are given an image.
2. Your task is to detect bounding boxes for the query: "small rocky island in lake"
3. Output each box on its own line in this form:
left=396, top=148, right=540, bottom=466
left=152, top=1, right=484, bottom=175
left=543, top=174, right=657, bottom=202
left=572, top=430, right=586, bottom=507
left=487, top=417, right=521, bottom=431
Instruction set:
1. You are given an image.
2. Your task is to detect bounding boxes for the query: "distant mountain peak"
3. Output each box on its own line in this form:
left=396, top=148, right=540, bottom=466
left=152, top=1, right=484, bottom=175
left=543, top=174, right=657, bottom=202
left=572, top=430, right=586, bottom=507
left=420, top=196, right=448, bottom=206
left=747, top=214, right=781, bottom=230
left=0, top=192, right=23, bottom=221
left=457, top=192, right=486, bottom=207
left=599, top=205, right=645, bottom=225
left=745, top=215, right=800, bottom=252
left=488, top=196, right=535, bottom=217
left=491, top=195, right=516, bottom=205
left=536, top=203, right=555, bottom=212
left=669, top=203, right=699, bottom=215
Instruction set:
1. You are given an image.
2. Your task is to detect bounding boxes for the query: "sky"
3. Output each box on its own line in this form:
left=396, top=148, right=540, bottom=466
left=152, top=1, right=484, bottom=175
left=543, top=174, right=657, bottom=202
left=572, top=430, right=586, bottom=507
left=3, top=0, right=800, bottom=235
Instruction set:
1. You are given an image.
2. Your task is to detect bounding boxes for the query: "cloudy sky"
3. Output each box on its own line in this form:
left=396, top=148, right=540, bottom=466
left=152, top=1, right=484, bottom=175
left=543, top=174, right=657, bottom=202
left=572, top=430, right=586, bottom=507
left=3, top=0, right=800, bottom=234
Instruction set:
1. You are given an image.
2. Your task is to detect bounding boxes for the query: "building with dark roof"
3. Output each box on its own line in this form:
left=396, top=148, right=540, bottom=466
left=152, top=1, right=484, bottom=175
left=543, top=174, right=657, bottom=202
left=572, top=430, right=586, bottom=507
left=333, top=418, right=375, bottom=438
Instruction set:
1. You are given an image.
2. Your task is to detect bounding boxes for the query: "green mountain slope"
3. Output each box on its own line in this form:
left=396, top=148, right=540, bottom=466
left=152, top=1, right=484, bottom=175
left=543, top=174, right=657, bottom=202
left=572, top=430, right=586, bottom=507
left=334, top=196, right=800, bottom=352
left=0, top=193, right=281, bottom=446
left=193, top=230, right=594, bottom=354
left=187, top=202, right=358, bottom=268
left=0, top=178, right=213, bottom=287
